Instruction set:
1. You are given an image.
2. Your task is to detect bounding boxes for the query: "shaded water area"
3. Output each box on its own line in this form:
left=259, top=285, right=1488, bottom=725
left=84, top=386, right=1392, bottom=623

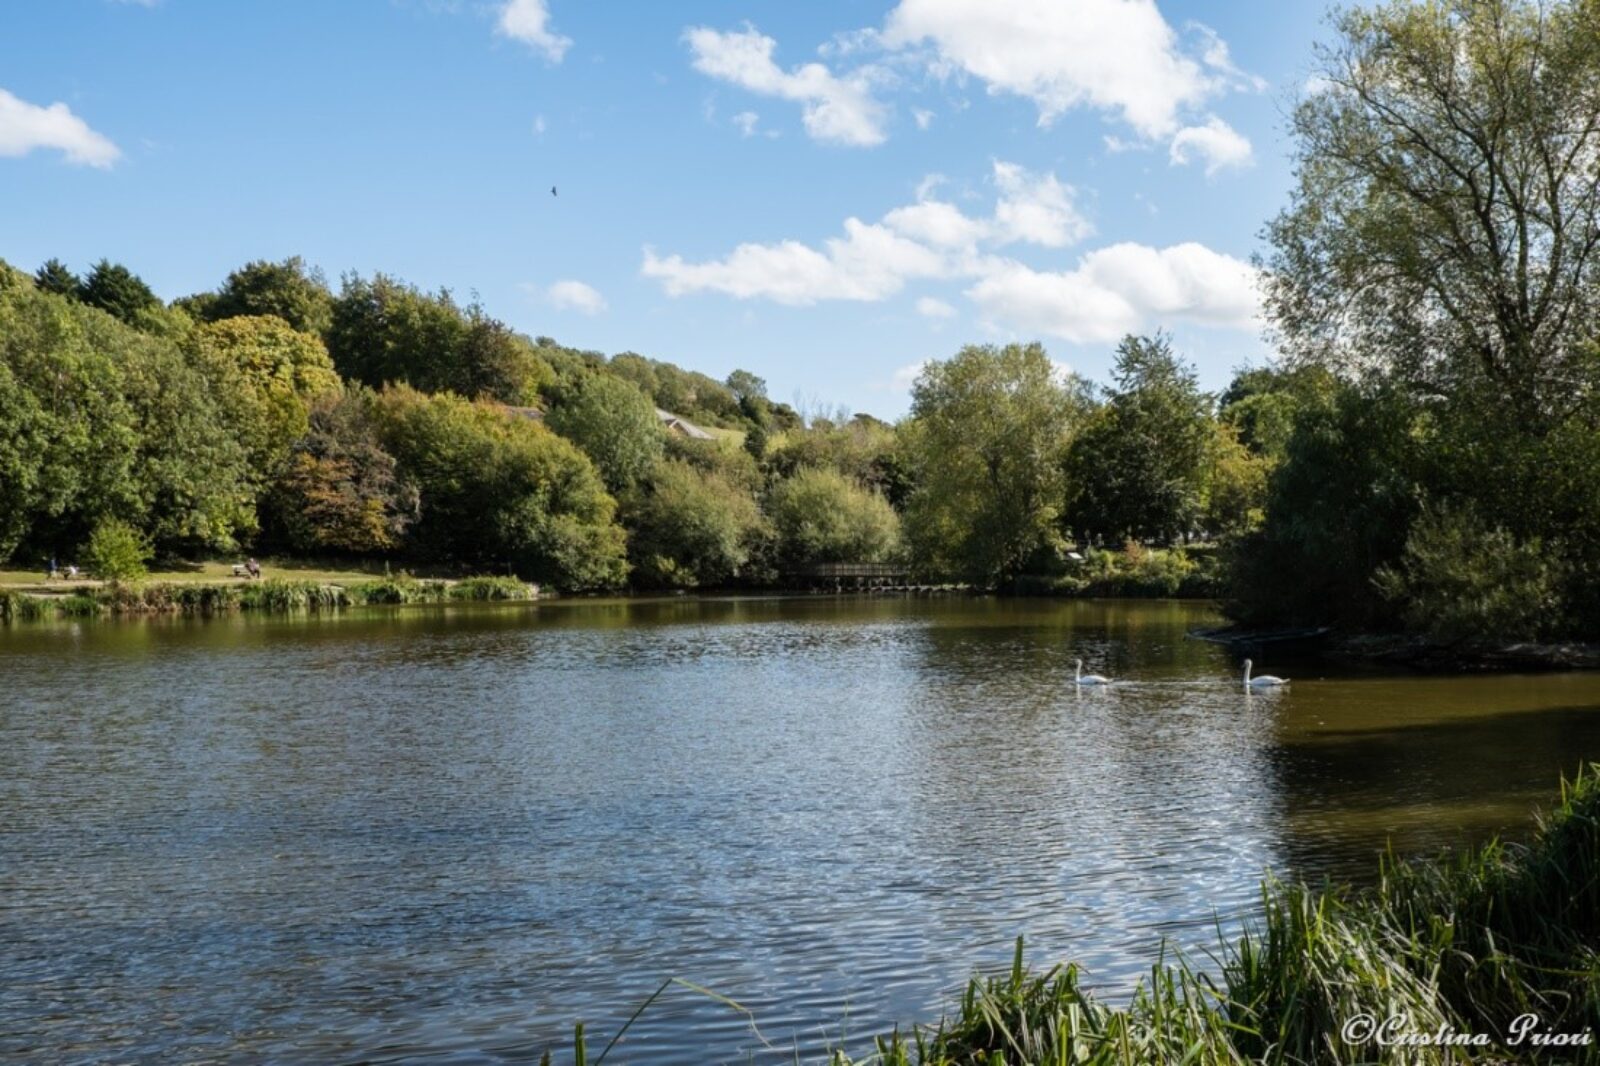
left=4, top=597, right=1600, bottom=1064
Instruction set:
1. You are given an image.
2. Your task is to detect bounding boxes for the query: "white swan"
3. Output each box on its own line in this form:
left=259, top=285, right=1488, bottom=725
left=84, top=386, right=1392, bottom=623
left=1243, top=658, right=1289, bottom=688
left=1075, top=659, right=1112, bottom=686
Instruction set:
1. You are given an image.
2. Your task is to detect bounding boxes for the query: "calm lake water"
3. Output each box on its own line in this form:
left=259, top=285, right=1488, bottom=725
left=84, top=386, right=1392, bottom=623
left=4, top=597, right=1600, bottom=1064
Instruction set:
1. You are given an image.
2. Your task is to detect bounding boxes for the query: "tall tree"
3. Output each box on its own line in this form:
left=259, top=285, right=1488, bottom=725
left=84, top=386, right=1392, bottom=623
left=32, top=258, right=78, bottom=298
left=903, top=343, right=1087, bottom=584
left=545, top=373, right=664, bottom=493
left=77, top=259, right=160, bottom=326
left=1066, top=334, right=1213, bottom=545
left=1265, top=0, right=1600, bottom=428
left=207, top=256, right=335, bottom=336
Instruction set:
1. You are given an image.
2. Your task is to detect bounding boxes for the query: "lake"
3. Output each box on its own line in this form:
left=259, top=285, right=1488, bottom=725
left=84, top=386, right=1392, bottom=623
left=4, top=596, right=1599, bottom=1063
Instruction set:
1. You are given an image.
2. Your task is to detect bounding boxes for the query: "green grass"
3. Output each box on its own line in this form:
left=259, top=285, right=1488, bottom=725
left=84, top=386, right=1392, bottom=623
left=552, top=767, right=1600, bottom=1065
left=0, top=573, right=537, bottom=619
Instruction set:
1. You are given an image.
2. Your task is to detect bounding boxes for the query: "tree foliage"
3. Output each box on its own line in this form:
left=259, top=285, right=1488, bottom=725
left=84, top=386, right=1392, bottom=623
left=206, top=256, right=335, bottom=335
left=266, top=391, right=419, bottom=555
left=1266, top=0, right=1600, bottom=427
left=370, top=386, right=627, bottom=588
left=77, top=259, right=161, bottom=327
left=624, top=459, right=765, bottom=587
left=545, top=372, right=664, bottom=493
left=189, top=315, right=342, bottom=479
left=1067, top=335, right=1213, bottom=545
left=329, top=273, right=553, bottom=404
left=767, top=467, right=901, bottom=569
left=903, top=343, right=1086, bottom=583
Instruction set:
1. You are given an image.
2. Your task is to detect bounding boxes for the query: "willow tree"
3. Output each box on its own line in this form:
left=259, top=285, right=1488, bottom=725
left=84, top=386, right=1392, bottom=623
left=1266, top=0, right=1600, bottom=427
left=903, top=343, right=1088, bottom=585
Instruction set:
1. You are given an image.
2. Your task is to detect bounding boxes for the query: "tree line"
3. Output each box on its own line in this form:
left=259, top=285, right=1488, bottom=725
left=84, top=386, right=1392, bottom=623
left=0, top=248, right=1252, bottom=592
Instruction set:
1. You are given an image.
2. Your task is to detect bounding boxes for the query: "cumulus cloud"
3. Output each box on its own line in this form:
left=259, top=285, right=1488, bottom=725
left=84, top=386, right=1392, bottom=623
left=912, top=107, right=935, bottom=130
left=1168, top=115, right=1254, bottom=175
left=644, top=218, right=949, bottom=304
left=990, top=161, right=1093, bottom=247
left=883, top=0, right=1216, bottom=139
left=0, top=89, right=119, bottom=167
left=684, top=25, right=887, bottom=146
left=966, top=242, right=1260, bottom=343
left=641, top=156, right=1261, bottom=343
left=497, top=0, right=571, bottom=62
left=644, top=161, right=1087, bottom=305
left=732, top=110, right=760, bottom=137
left=544, top=279, right=607, bottom=315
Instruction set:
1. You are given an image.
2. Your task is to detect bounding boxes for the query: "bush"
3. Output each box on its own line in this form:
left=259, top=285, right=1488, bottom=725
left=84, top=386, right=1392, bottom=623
left=1375, top=503, right=1563, bottom=641
left=83, top=519, right=152, bottom=580
left=449, top=576, right=533, bottom=601
left=766, top=467, right=901, bottom=571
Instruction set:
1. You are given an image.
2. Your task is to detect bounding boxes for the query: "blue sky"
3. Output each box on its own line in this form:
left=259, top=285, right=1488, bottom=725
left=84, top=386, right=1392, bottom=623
left=0, top=0, right=1331, bottom=418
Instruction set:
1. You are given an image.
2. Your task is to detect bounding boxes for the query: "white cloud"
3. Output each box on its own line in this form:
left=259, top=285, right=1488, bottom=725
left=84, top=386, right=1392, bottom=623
left=990, top=161, right=1092, bottom=247
left=882, top=0, right=1225, bottom=139
left=890, top=360, right=931, bottom=391
left=643, top=218, right=948, bottom=304
left=882, top=198, right=991, bottom=249
left=544, top=279, right=607, bottom=315
left=883, top=161, right=1090, bottom=250
left=641, top=160, right=1260, bottom=344
left=1189, top=21, right=1267, bottom=92
left=532, top=114, right=547, bottom=136
left=497, top=0, right=571, bottom=62
left=684, top=25, right=887, bottom=146
left=646, top=160, right=1085, bottom=306
left=0, top=89, right=119, bottom=167
left=1168, top=115, right=1253, bottom=175
left=732, top=110, right=760, bottom=137
left=966, top=242, right=1259, bottom=343
left=912, top=107, right=935, bottom=130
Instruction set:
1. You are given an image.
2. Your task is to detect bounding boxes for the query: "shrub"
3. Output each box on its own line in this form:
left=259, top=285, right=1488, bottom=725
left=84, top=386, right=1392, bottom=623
left=1374, top=503, right=1563, bottom=641
left=82, top=519, right=152, bottom=580
left=449, top=576, right=533, bottom=601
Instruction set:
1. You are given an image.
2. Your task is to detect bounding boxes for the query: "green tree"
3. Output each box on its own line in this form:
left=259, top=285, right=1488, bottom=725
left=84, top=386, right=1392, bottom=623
left=329, top=273, right=551, bottom=404
left=902, top=343, right=1087, bottom=584
left=0, top=262, right=253, bottom=560
left=545, top=373, right=664, bottom=493
left=266, top=391, right=419, bottom=555
left=77, top=259, right=160, bottom=326
left=1225, top=383, right=1422, bottom=628
left=767, top=467, right=901, bottom=569
left=82, top=518, right=152, bottom=580
left=371, top=387, right=627, bottom=589
left=624, top=459, right=764, bottom=587
left=1265, top=0, right=1600, bottom=428
left=207, top=256, right=335, bottom=335
left=33, top=258, right=78, bottom=298
left=188, top=315, right=343, bottom=480
left=1066, top=335, right=1213, bottom=545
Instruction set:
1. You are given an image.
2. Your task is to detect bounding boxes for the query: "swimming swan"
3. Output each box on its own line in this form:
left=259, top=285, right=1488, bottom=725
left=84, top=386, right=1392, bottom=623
left=1075, top=659, right=1112, bottom=686
left=1243, top=659, right=1288, bottom=688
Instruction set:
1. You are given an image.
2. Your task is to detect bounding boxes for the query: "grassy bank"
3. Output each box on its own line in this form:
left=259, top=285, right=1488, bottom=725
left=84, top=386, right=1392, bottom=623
left=0, top=575, right=535, bottom=620
left=562, top=767, right=1600, bottom=1065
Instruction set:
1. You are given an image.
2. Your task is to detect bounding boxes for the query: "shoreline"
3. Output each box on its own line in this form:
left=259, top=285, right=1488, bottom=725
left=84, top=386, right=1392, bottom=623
left=1195, top=624, right=1600, bottom=673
